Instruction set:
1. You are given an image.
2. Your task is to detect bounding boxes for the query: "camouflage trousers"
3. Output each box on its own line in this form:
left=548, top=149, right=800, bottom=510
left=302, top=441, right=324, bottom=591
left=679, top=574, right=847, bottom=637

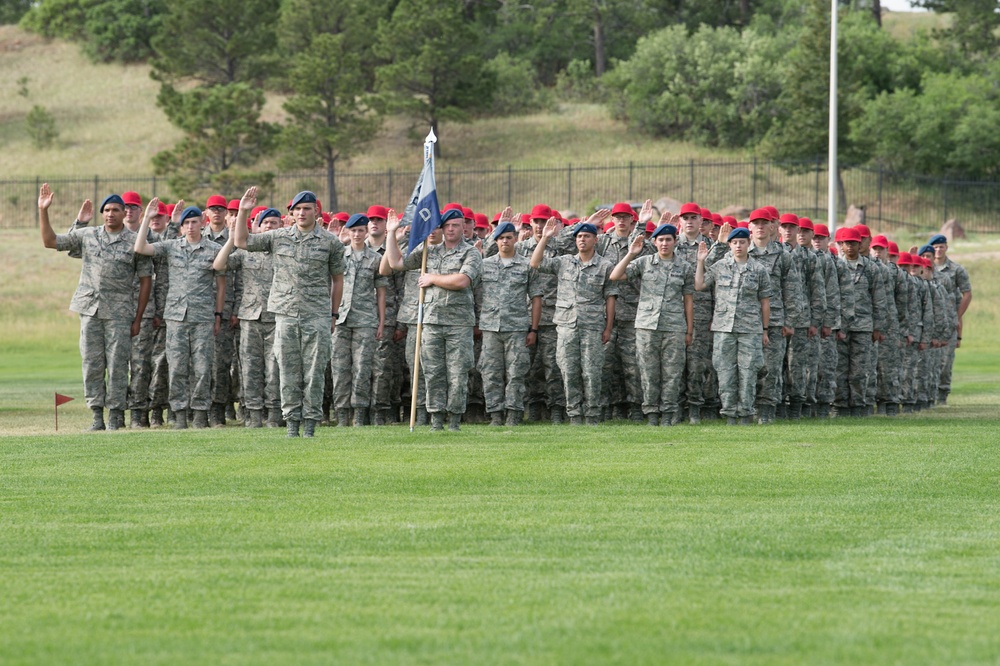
left=938, top=331, right=958, bottom=399
left=925, top=346, right=943, bottom=403
left=602, top=319, right=641, bottom=407
left=405, top=326, right=425, bottom=410
left=755, top=326, right=788, bottom=408
left=165, top=320, right=214, bottom=412
left=635, top=328, right=686, bottom=416
left=876, top=334, right=903, bottom=404
left=556, top=325, right=606, bottom=419
left=865, top=339, right=879, bottom=407
left=127, top=317, right=156, bottom=410
left=420, top=324, right=474, bottom=415
left=526, top=325, right=565, bottom=409
left=230, top=331, right=241, bottom=405
left=479, top=330, right=532, bottom=413
left=784, top=328, right=818, bottom=405
left=683, top=319, right=713, bottom=408
left=149, top=324, right=169, bottom=409
left=900, top=340, right=919, bottom=405
left=79, top=315, right=131, bottom=410
left=239, top=319, right=279, bottom=411
left=211, top=320, right=237, bottom=404
left=816, top=333, right=838, bottom=406
left=331, top=325, right=376, bottom=409
left=713, top=331, right=764, bottom=418
left=371, top=331, right=404, bottom=411
left=275, top=314, right=332, bottom=422
left=835, top=331, right=873, bottom=408
left=467, top=332, right=484, bottom=408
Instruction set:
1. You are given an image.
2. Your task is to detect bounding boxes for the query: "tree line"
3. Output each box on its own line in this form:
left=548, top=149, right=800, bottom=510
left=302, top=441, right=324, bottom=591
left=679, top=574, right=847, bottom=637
left=4, top=0, right=999, bottom=205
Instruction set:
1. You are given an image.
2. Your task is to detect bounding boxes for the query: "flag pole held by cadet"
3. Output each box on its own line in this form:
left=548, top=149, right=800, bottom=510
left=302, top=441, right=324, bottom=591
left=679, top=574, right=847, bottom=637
left=406, top=128, right=440, bottom=432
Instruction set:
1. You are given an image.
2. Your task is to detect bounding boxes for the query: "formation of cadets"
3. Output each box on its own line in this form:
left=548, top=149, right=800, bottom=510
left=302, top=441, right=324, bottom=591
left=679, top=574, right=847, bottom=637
left=37, top=183, right=973, bottom=435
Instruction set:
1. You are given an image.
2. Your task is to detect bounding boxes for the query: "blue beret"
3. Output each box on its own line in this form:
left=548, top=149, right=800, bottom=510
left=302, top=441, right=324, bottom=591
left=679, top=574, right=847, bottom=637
left=651, top=223, right=677, bottom=239
left=727, top=228, right=751, bottom=242
left=928, top=234, right=947, bottom=245
left=289, top=191, right=317, bottom=209
left=492, top=221, right=516, bottom=239
left=345, top=213, right=369, bottom=229
left=180, top=206, right=203, bottom=223
left=573, top=223, right=598, bottom=236
left=99, top=194, right=125, bottom=212
left=918, top=244, right=934, bottom=256
left=440, top=208, right=464, bottom=225
left=257, top=208, right=282, bottom=222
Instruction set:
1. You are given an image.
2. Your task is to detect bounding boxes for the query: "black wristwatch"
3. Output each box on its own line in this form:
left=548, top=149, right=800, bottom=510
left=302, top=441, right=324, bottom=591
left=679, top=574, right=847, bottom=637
left=332, top=311, right=339, bottom=318
left=528, top=328, right=538, bottom=333
left=215, top=312, right=223, bottom=318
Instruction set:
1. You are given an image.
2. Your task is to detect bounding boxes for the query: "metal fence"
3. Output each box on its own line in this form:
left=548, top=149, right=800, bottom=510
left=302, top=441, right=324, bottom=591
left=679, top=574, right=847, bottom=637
left=3, top=159, right=999, bottom=234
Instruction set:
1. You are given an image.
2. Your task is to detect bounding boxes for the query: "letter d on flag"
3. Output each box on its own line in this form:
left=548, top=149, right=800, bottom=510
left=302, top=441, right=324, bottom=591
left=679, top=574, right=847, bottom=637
left=407, top=129, right=440, bottom=254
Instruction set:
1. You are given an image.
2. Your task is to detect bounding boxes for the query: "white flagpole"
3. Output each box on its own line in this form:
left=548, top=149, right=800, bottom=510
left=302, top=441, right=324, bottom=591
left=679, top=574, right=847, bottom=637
left=828, top=0, right=838, bottom=234
left=409, top=128, right=436, bottom=432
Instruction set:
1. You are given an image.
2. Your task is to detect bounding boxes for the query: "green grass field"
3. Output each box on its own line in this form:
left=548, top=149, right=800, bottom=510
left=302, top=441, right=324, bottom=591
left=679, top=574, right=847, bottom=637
left=2, top=226, right=1000, bottom=663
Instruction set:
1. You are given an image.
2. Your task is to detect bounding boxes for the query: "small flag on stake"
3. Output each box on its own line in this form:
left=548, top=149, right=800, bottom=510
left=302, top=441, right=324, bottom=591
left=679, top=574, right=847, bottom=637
left=55, top=393, right=73, bottom=431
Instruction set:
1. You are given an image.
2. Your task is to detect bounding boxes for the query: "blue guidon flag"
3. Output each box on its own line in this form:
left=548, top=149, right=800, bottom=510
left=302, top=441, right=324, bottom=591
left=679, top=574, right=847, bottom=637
left=406, top=129, right=441, bottom=254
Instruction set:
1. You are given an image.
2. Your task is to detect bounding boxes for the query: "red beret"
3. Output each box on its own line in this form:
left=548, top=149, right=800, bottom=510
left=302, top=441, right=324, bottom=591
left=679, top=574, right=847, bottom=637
left=700, top=207, right=712, bottom=219
left=321, top=212, right=332, bottom=224
left=227, top=199, right=240, bottom=211
left=474, top=213, right=490, bottom=229
left=206, top=194, right=227, bottom=209
left=888, top=242, right=899, bottom=256
left=834, top=226, right=862, bottom=243
left=603, top=220, right=615, bottom=233
left=679, top=202, right=701, bottom=216
left=611, top=202, right=637, bottom=219
left=779, top=213, right=799, bottom=225
left=564, top=217, right=578, bottom=226
left=736, top=221, right=749, bottom=229
left=520, top=213, right=532, bottom=225
left=871, top=234, right=889, bottom=249
left=722, top=216, right=737, bottom=226
left=165, top=203, right=176, bottom=217
left=367, top=205, right=388, bottom=219
left=315, top=199, right=323, bottom=214
left=764, top=206, right=779, bottom=220
left=897, top=252, right=912, bottom=266
left=530, top=204, right=552, bottom=220
left=813, top=223, right=829, bottom=238
left=830, top=245, right=839, bottom=255
left=749, top=208, right=770, bottom=223
left=461, top=207, right=475, bottom=220
left=854, top=224, right=871, bottom=238
left=332, top=212, right=350, bottom=223
left=645, top=221, right=657, bottom=234
left=156, top=201, right=169, bottom=216
left=797, top=217, right=814, bottom=230
left=442, top=202, right=463, bottom=213
left=712, top=213, right=723, bottom=226
left=122, top=191, right=142, bottom=207
left=492, top=212, right=501, bottom=223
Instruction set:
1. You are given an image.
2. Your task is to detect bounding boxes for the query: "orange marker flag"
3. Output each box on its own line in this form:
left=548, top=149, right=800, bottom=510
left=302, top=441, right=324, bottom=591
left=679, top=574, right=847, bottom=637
left=55, top=393, right=73, bottom=431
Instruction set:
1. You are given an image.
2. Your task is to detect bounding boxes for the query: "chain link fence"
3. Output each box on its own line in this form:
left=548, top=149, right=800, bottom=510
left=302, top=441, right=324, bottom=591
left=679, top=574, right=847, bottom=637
left=3, top=159, right=998, bottom=234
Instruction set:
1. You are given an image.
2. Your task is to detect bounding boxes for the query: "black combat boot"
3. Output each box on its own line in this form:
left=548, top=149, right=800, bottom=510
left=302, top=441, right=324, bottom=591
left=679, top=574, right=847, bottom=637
left=87, top=407, right=105, bottom=431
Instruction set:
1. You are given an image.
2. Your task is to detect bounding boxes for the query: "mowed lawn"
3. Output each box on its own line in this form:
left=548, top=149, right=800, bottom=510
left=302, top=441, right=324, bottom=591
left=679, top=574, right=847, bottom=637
left=2, top=229, right=1000, bottom=664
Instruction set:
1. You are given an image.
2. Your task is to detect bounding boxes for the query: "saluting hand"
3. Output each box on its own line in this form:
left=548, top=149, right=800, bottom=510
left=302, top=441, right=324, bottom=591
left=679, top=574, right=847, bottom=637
left=697, top=241, right=709, bottom=262
left=77, top=199, right=93, bottom=224
left=498, top=206, right=513, bottom=224
left=386, top=208, right=400, bottom=233
left=586, top=208, right=611, bottom=226
left=143, top=197, right=160, bottom=221
left=171, top=199, right=186, bottom=225
left=628, top=236, right=644, bottom=256
left=542, top=217, right=560, bottom=239
left=638, top=199, right=653, bottom=225
left=38, top=183, right=54, bottom=210
left=240, top=186, right=257, bottom=211
left=718, top=222, right=732, bottom=240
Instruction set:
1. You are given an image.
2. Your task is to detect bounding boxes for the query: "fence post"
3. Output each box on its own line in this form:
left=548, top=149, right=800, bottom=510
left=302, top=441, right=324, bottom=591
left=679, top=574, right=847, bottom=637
left=942, top=178, right=948, bottom=225
left=507, top=165, right=512, bottom=204
left=689, top=160, right=694, bottom=202
left=567, top=163, right=572, bottom=210
left=752, top=156, right=758, bottom=209
left=94, top=175, right=99, bottom=207
left=814, top=156, right=821, bottom=218
left=628, top=161, right=634, bottom=201
left=447, top=166, right=452, bottom=202
left=388, top=168, right=393, bottom=204
left=152, top=176, right=157, bottom=198
left=877, top=165, right=883, bottom=225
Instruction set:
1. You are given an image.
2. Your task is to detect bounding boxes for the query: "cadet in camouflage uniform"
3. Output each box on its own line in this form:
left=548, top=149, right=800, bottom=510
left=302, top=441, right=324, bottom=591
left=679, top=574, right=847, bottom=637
left=39, top=186, right=152, bottom=431
left=384, top=208, right=482, bottom=432
left=331, top=214, right=388, bottom=427
left=233, top=188, right=346, bottom=438
left=929, top=234, right=972, bottom=404
left=797, top=219, right=837, bottom=417
left=695, top=227, right=771, bottom=425
left=214, top=207, right=282, bottom=428
left=520, top=205, right=567, bottom=423
left=811, top=224, right=855, bottom=417
left=778, top=214, right=826, bottom=419
left=478, top=212, right=543, bottom=426
left=673, top=203, right=716, bottom=423
left=897, top=252, right=929, bottom=411
left=871, top=236, right=907, bottom=414
left=833, top=226, right=888, bottom=417
left=148, top=200, right=182, bottom=426
left=135, top=201, right=223, bottom=429
left=366, top=205, right=407, bottom=425
left=531, top=213, right=618, bottom=426
left=611, top=221, right=694, bottom=426
left=596, top=201, right=651, bottom=421
left=922, top=247, right=954, bottom=406
left=203, top=194, right=240, bottom=427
